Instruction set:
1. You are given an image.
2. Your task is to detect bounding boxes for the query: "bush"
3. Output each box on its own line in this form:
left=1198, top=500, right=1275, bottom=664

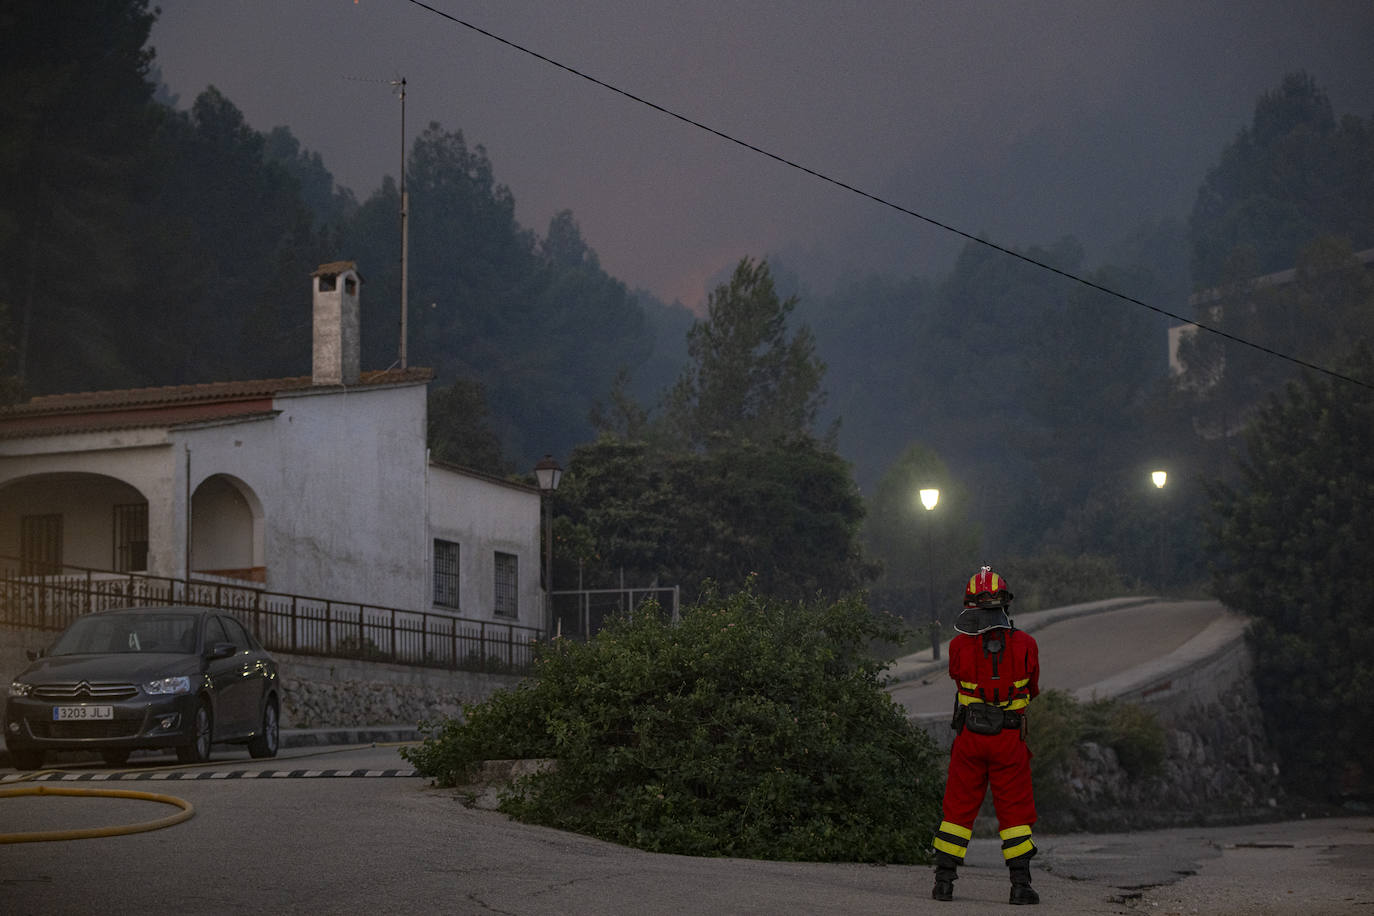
left=1027, top=688, right=1166, bottom=810
left=1003, top=553, right=1136, bottom=613
left=1081, top=696, right=1167, bottom=779
left=402, top=583, right=945, bottom=863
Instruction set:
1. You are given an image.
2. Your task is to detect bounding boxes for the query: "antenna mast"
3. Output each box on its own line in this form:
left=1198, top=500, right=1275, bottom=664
left=394, top=76, right=409, bottom=370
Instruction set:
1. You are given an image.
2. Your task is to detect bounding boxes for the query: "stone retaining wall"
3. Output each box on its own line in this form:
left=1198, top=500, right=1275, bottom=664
left=2, top=624, right=519, bottom=733
left=1044, top=641, right=1283, bottom=832
left=271, top=651, right=521, bottom=729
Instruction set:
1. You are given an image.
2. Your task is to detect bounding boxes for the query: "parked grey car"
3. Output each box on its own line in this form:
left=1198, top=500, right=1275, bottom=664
left=5, top=606, right=280, bottom=770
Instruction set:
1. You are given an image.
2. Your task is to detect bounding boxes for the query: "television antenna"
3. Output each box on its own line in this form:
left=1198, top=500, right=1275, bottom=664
left=392, top=77, right=409, bottom=370
left=344, top=74, right=409, bottom=370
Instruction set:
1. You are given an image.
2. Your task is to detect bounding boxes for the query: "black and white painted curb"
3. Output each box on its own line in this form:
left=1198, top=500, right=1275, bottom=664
left=1, top=768, right=417, bottom=782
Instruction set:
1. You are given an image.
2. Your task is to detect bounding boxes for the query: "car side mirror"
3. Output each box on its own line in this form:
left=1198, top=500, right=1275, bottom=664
left=207, top=642, right=238, bottom=660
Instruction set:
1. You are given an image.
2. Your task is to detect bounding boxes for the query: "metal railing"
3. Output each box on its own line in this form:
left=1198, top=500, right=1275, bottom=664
left=549, top=585, right=680, bottom=640
left=0, top=558, right=539, bottom=676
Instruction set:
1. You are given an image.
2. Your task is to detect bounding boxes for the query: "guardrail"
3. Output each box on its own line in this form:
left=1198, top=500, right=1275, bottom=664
left=0, top=559, right=539, bottom=676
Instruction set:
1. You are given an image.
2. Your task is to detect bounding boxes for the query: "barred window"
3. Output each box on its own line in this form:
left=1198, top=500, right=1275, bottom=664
left=113, top=503, right=148, bottom=572
left=433, top=539, right=460, bottom=609
left=21, top=514, right=63, bottom=576
left=494, top=552, right=518, bottom=618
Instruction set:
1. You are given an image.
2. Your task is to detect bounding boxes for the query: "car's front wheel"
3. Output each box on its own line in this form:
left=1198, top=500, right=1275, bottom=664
left=10, top=748, right=45, bottom=770
left=176, top=700, right=212, bottom=764
left=247, top=698, right=279, bottom=759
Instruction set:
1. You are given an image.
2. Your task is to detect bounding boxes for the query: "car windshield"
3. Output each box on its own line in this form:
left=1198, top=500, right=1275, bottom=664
left=48, top=613, right=199, bottom=656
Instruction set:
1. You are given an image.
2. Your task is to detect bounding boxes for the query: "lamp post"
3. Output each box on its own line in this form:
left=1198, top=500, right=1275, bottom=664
left=1150, top=469, right=1167, bottom=592
left=919, top=487, right=940, bottom=660
left=535, top=455, right=563, bottom=640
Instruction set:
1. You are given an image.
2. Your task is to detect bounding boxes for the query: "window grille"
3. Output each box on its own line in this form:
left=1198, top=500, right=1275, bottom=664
left=113, top=503, right=149, bottom=572
left=20, top=514, right=63, bottom=576
left=433, top=539, right=460, bottom=609
left=494, top=552, right=518, bottom=618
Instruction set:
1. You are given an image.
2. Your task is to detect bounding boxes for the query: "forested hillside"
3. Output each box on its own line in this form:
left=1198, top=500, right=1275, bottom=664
left=2, top=3, right=1372, bottom=623
left=0, top=1, right=680, bottom=471
left=790, top=73, right=1374, bottom=606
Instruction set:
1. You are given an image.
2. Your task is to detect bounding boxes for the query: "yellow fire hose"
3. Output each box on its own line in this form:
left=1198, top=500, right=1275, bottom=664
left=0, top=784, right=194, bottom=844
left=0, top=740, right=416, bottom=843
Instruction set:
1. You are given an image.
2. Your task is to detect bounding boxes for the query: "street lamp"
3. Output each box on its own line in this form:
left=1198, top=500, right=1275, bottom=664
left=1149, top=469, right=1168, bottom=591
left=919, top=488, right=940, bottom=660
left=535, top=455, right=563, bottom=640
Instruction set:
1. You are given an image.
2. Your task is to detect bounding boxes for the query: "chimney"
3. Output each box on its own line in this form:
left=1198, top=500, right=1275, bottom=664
left=311, top=261, right=362, bottom=386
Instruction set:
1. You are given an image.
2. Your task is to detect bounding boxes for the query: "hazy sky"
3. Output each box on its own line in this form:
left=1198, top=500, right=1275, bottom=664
left=149, top=1, right=1374, bottom=308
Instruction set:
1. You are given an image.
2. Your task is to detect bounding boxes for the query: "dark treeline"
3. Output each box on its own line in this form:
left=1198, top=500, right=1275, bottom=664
left=0, top=1, right=688, bottom=470
left=790, top=72, right=1374, bottom=612
left=3, top=9, right=1373, bottom=609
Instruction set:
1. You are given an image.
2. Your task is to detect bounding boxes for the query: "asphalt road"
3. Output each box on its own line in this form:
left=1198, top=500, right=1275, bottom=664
left=5, top=598, right=1371, bottom=914
left=886, top=598, right=1238, bottom=717
left=3, top=744, right=1372, bottom=915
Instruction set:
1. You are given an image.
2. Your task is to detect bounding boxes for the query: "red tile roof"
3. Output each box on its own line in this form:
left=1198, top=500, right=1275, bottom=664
left=0, top=368, right=432, bottom=439
left=312, top=260, right=361, bottom=279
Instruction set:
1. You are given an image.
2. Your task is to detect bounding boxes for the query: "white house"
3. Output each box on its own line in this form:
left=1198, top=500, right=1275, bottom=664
left=1168, top=246, right=1374, bottom=379
left=0, top=262, right=544, bottom=633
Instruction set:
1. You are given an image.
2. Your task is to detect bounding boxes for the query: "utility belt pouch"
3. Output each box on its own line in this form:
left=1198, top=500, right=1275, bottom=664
left=951, top=705, right=967, bottom=732
left=963, top=702, right=1006, bottom=735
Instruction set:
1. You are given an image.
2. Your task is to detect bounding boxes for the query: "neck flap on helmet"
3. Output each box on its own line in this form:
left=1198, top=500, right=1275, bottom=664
left=954, top=605, right=1012, bottom=635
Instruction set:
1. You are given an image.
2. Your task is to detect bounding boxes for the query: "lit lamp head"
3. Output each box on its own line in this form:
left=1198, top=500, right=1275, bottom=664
left=919, top=488, right=939, bottom=511
left=535, top=455, right=563, bottom=493
left=1151, top=470, right=1167, bottom=489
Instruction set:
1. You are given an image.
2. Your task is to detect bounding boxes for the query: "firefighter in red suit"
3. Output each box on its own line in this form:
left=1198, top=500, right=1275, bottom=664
left=931, top=567, right=1041, bottom=905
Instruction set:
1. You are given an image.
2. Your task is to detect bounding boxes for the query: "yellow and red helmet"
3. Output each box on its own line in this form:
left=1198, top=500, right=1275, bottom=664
left=964, top=567, right=1013, bottom=609
left=955, top=567, right=1014, bottom=635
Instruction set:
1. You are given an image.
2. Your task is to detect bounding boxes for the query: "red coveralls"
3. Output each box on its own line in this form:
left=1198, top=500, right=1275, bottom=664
left=932, top=627, right=1040, bottom=865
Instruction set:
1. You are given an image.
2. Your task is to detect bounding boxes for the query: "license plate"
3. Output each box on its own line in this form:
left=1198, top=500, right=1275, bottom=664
left=53, top=706, right=114, bottom=721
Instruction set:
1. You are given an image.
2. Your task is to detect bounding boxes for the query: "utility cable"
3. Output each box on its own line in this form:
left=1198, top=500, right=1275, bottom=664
left=399, top=0, right=1373, bottom=393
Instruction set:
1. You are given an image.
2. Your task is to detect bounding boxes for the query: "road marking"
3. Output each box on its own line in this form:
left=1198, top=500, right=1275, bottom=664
left=3, top=768, right=418, bottom=782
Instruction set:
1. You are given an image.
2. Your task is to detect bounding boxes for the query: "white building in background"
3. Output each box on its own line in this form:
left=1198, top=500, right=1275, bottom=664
left=1168, top=246, right=1374, bottom=380
left=0, top=262, right=543, bottom=632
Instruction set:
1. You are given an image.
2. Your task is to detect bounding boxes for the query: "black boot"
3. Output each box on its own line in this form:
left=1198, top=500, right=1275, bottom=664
left=1008, top=862, right=1039, bottom=905
left=931, top=852, right=959, bottom=902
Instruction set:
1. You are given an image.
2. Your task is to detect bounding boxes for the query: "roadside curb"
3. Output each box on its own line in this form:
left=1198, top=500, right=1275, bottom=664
left=5, top=766, right=419, bottom=782
left=0, top=725, right=421, bottom=770
left=281, top=725, right=420, bottom=747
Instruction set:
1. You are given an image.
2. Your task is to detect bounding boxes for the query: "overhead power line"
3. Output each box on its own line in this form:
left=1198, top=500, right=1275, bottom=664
left=400, top=0, right=1374, bottom=393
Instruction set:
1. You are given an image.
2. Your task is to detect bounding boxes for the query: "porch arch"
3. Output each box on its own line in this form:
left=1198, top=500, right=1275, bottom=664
left=190, top=473, right=265, bottom=582
left=0, top=472, right=149, bottom=573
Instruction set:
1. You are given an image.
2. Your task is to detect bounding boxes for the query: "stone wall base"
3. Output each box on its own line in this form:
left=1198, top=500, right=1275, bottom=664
left=2, top=624, right=521, bottom=733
